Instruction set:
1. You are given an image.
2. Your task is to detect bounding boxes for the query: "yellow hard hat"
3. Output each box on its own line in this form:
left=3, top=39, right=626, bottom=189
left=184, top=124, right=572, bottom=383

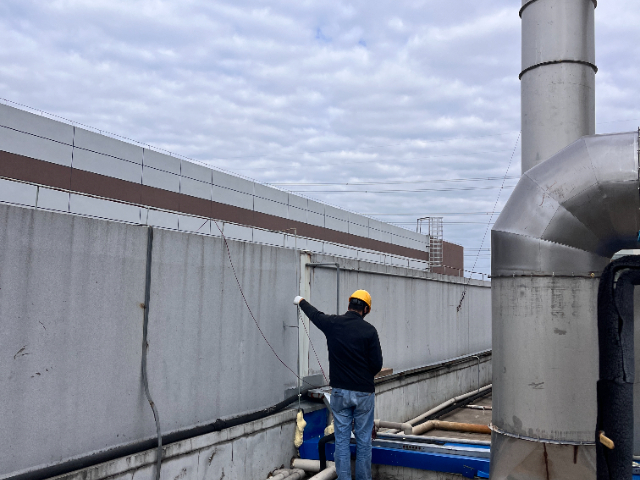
left=349, top=290, right=372, bottom=309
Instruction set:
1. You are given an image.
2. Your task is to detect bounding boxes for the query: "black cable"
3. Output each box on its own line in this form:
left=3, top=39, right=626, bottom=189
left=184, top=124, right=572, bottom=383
left=9, top=389, right=310, bottom=480
left=319, top=433, right=336, bottom=470
left=141, top=227, right=162, bottom=480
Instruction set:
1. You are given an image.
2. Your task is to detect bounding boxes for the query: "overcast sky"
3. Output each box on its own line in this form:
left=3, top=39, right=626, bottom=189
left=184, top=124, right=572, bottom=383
left=1, top=0, right=639, bottom=276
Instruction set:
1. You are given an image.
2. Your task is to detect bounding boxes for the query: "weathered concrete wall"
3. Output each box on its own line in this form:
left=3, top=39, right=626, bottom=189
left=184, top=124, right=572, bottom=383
left=0, top=203, right=490, bottom=479
left=42, top=356, right=489, bottom=480
left=375, top=354, right=491, bottom=423
left=304, top=254, right=491, bottom=377
left=47, top=405, right=310, bottom=480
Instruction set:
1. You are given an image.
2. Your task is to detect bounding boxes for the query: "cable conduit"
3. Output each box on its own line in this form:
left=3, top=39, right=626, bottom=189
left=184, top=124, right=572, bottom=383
left=141, top=227, right=162, bottom=480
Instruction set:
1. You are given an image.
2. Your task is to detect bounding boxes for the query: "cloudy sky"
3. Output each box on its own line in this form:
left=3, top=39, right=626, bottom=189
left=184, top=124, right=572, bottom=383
left=1, top=0, right=639, bottom=276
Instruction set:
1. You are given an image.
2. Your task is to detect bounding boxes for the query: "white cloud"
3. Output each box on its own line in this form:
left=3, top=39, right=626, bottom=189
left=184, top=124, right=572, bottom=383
left=0, top=0, right=637, bottom=275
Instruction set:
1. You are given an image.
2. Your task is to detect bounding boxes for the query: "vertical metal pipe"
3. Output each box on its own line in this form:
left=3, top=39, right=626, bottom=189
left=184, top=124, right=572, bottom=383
left=520, top=0, right=596, bottom=172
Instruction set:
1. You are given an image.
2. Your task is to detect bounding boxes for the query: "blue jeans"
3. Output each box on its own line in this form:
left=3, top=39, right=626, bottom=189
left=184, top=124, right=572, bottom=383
left=330, top=388, right=375, bottom=480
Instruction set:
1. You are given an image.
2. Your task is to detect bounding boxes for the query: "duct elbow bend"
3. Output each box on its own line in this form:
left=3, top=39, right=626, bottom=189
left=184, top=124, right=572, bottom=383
left=491, top=132, right=640, bottom=277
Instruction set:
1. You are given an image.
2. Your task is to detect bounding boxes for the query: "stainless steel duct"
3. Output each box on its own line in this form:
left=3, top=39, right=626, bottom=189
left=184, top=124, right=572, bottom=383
left=490, top=131, right=640, bottom=479
left=520, top=0, right=596, bottom=172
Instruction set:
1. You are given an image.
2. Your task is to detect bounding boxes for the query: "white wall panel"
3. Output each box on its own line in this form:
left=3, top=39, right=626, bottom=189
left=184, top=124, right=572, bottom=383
left=252, top=229, right=284, bottom=247
left=70, top=194, right=141, bottom=223
left=324, top=205, right=349, bottom=222
left=221, top=222, right=253, bottom=242
left=181, top=161, right=212, bottom=183
left=348, top=222, right=368, bottom=237
left=325, top=215, right=348, bottom=233
left=0, top=178, right=37, bottom=207
left=212, top=170, right=254, bottom=195
left=0, top=103, right=74, bottom=144
left=36, top=187, right=69, bottom=212
left=0, top=126, right=73, bottom=166
left=288, top=205, right=307, bottom=223
left=74, top=129, right=143, bottom=164
left=142, top=166, right=180, bottom=193
left=254, top=197, right=288, bottom=218
left=143, top=149, right=181, bottom=175
left=73, top=149, right=142, bottom=183
left=288, top=193, right=308, bottom=210
left=307, top=211, right=324, bottom=227
left=179, top=216, right=210, bottom=234
left=180, top=177, right=211, bottom=200
left=254, top=183, right=288, bottom=204
left=212, top=185, right=253, bottom=210
left=145, top=209, right=179, bottom=230
left=306, top=239, right=324, bottom=253
left=307, top=200, right=325, bottom=215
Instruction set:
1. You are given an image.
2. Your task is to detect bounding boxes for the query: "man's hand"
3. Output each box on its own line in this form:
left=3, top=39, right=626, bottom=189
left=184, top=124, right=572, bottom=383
left=293, top=296, right=304, bottom=305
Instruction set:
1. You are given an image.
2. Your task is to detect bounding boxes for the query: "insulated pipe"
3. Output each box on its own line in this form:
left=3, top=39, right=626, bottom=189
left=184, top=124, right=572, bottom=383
left=268, top=469, right=305, bottom=480
left=308, top=467, right=337, bottom=480
left=374, top=419, right=490, bottom=436
left=520, top=0, right=596, bottom=172
left=291, top=458, right=335, bottom=473
left=374, top=420, right=414, bottom=435
left=412, top=420, right=491, bottom=436
left=376, top=432, right=491, bottom=446
left=490, top=131, right=640, bottom=479
left=407, top=384, right=492, bottom=426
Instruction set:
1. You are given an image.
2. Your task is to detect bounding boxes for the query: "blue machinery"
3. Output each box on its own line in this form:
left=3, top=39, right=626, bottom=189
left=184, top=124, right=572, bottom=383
left=298, top=408, right=640, bottom=479
left=298, top=408, right=489, bottom=479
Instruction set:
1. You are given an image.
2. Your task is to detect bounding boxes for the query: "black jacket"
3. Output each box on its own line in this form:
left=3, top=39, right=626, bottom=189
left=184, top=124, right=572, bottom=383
left=299, top=299, right=383, bottom=393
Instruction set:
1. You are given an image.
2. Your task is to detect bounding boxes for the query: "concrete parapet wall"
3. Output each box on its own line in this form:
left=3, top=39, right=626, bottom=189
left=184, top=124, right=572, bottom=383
left=40, top=355, right=488, bottom=480
left=375, top=353, right=492, bottom=423
left=305, top=254, right=490, bottom=377
left=0, top=203, right=489, bottom=478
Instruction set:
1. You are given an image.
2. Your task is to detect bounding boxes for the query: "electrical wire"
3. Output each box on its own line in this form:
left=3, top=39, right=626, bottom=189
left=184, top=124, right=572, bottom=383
left=457, top=132, right=521, bottom=312
left=287, top=185, right=517, bottom=194
left=211, top=219, right=324, bottom=388
left=269, top=175, right=519, bottom=187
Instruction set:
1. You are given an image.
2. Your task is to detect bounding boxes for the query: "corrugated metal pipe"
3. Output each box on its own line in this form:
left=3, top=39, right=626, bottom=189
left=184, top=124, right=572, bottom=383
left=490, top=131, right=640, bottom=479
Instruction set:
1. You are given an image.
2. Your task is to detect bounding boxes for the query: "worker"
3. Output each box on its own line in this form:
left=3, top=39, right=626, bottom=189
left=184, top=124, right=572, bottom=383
left=294, top=290, right=383, bottom=480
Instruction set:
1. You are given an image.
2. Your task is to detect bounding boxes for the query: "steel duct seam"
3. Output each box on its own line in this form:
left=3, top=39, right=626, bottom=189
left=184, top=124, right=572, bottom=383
left=490, top=131, right=639, bottom=479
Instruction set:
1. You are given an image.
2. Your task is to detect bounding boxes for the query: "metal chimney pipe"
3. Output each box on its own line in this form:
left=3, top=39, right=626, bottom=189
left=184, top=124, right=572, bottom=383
left=490, top=131, right=640, bottom=479
left=520, top=0, right=597, bottom=173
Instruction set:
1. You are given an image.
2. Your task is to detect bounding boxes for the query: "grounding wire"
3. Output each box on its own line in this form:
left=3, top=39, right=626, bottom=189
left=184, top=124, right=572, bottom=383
left=211, top=219, right=324, bottom=388
left=141, top=227, right=162, bottom=480
left=456, top=132, right=521, bottom=312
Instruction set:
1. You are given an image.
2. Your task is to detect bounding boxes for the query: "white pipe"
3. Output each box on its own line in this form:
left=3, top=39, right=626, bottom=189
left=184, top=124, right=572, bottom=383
left=407, top=384, right=492, bottom=426
left=290, top=458, right=335, bottom=473
left=373, top=419, right=413, bottom=435
left=269, top=469, right=305, bottom=480
left=376, top=432, right=491, bottom=446
left=308, top=467, right=337, bottom=480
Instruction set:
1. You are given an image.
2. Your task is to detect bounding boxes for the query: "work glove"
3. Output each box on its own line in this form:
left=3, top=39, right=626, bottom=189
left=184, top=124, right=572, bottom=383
left=293, top=296, right=304, bottom=305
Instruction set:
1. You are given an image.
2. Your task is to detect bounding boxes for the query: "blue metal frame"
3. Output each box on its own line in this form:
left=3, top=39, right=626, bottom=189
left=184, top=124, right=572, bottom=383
left=297, top=408, right=640, bottom=480
left=298, top=408, right=489, bottom=479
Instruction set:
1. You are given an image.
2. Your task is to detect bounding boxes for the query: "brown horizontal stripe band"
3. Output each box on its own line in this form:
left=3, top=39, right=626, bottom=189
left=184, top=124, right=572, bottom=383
left=0, top=149, right=455, bottom=264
